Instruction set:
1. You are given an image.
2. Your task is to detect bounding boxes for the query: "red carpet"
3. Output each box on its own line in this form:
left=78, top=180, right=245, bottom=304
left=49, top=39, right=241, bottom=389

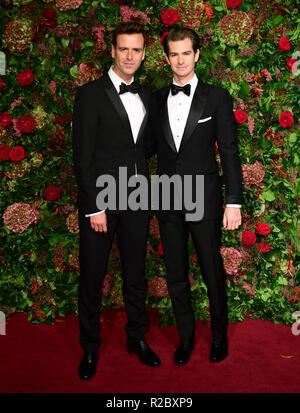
left=0, top=310, right=299, bottom=393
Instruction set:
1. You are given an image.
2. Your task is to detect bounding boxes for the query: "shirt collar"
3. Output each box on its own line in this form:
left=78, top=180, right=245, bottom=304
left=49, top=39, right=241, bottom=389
left=108, top=66, right=134, bottom=93
left=172, top=72, right=198, bottom=96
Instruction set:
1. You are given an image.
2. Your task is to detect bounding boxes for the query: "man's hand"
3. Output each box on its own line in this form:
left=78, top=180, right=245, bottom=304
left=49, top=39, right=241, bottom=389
left=90, top=212, right=107, bottom=233
left=223, top=207, right=242, bottom=230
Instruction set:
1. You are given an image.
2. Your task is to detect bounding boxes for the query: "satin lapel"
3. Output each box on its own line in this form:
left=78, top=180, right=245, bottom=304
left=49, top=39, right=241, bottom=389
left=178, top=79, right=208, bottom=153
left=160, top=87, right=177, bottom=154
left=135, top=88, right=149, bottom=145
left=102, top=73, right=134, bottom=144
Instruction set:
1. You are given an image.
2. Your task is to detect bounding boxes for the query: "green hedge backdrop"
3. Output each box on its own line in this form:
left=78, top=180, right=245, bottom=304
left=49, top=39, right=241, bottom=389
left=0, top=0, right=299, bottom=327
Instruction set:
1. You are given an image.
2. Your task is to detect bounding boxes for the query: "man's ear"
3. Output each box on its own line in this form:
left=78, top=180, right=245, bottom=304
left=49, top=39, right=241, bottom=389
left=195, top=49, right=200, bottom=62
left=111, top=45, right=115, bottom=59
left=164, top=53, right=170, bottom=65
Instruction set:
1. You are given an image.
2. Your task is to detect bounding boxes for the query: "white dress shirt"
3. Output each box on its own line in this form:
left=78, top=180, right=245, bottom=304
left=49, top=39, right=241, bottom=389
left=167, top=73, right=241, bottom=209
left=108, top=66, right=146, bottom=144
left=86, top=66, right=146, bottom=217
left=168, top=73, right=198, bottom=152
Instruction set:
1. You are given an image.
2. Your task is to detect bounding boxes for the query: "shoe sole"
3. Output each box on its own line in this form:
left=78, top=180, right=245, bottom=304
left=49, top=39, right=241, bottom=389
left=126, top=346, right=161, bottom=367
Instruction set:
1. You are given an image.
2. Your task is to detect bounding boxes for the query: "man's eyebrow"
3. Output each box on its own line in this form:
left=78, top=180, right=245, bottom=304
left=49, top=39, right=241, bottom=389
left=170, top=50, right=192, bottom=54
left=118, top=47, right=143, bottom=51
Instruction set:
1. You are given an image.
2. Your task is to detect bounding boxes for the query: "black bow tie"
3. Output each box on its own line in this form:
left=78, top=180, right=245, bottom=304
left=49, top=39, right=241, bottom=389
left=119, top=82, right=140, bottom=95
left=171, top=83, right=191, bottom=96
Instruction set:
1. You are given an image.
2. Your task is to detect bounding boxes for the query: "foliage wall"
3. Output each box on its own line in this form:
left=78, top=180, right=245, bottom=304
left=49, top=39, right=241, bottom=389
left=0, top=0, right=299, bottom=326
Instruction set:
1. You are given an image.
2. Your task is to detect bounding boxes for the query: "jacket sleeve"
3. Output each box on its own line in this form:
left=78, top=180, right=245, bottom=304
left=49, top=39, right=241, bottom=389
left=72, top=85, right=100, bottom=215
left=216, top=88, right=244, bottom=205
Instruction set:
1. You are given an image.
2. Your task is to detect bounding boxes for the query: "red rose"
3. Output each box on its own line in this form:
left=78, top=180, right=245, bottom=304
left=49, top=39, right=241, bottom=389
left=278, top=37, right=291, bottom=51
left=157, top=241, right=164, bottom=255
left=226, top=0, right=242, bottom=9
left=256, top=241, right=271, bottom=253
left=161, top=9, right=180, bottom=26
left=0, top=144, right=11, bottom=161
left=42, top=8, right=57, bottom=19
left=0, top=112, right=13, bottom=128
left=42, top=8, right=57, bottom=29
left=255, top=223, right=271, bottom=236
left=0, top=77, right=5, bottom=90
left=279, top=111, right=294, bottom=128
left=161, top=32, right=169, bottom=45
left=241, top=230, right=256, bottom=246
left=234, top=109, right=248, bottom=124
left=16, top=115, right=36, bottom=133
left=44, top=185, right=61, bottom=201
left=16, top=68, right=34, bottom=86
left=286, top=57, right=297, bottom=73
left=9, top=146, right=26, bottom=162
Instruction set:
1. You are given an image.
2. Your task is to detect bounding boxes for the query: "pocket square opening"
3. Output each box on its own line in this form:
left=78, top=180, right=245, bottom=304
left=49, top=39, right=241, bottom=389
left=198, top=116, right=212, bottom=123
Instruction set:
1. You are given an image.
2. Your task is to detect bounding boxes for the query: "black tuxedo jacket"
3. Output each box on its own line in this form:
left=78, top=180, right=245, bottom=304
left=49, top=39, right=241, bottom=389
left=147, top=77, right=244, bottom=221
left=72, top=72, right=151, bottom=216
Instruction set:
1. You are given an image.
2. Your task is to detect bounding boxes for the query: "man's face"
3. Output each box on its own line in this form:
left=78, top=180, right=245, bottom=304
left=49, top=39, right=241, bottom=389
left=165, top=37, right=199, bottom=81
left=112, top=33, right=145, bottom=81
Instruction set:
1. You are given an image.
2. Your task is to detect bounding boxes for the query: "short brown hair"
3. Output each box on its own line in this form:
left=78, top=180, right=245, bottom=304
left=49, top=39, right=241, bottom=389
left=163, top=27, right=200, bottom=56
left=112, top=22, right=146, bottom=48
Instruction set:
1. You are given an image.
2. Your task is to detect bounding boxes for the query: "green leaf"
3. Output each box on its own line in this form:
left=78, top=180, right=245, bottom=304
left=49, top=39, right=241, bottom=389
left=3, top=226, right=10, bottom=234
left=277, top=276, right=288, bottom=286
left=288, top=133, right=297, bottom=144
left=261, top=291, right=271, bottom=302
left=293, top=152, right=299, bottom=165
left=30, top=251, right=37, bottom=262
left=240, top=2, right=250, bottom=12
left=264, top=96, right=272, bottom=112
left=261, top=137, right=270, bottom=150
left=69, top=65, right=78, bottom=78
left=61, top=38, right=69, bottom=48
left=100, top=1, right=110, bottom=7
left=261, top=189, right=275, bottom=202
left=84, top=41, right=95, bottom=47
left=238, top=80, right=251, bottom=98
left=272, top=15, right=283, bottom=26
left=214, top=6, right=223, bottom=11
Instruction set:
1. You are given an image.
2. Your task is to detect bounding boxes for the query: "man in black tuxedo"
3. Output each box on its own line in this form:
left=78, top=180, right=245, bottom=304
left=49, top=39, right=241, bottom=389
left=72, top=22, right=161, bottom=380
left=147, top=28, right=243, bottom=365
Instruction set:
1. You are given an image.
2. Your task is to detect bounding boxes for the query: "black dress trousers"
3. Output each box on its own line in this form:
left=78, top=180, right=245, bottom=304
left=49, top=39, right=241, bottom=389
left=158, top=213, right=228, bottom=345
left=78, top=209, right=150, bottom=352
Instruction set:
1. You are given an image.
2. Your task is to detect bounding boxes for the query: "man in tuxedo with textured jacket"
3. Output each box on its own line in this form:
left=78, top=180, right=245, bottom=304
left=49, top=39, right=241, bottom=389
left=147, top=27, right=243, bottom=365
left=72, top=22, right=161, bottom=380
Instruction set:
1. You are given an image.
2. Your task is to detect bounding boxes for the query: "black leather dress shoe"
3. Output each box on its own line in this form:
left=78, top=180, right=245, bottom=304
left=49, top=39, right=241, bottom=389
left=209, top=341, right=228, bottom=363
left=126, top=338, right=161, bottom=367
left=78, top=351, right=98, bottom=380
left=174, top=341, right=195, bottom=366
